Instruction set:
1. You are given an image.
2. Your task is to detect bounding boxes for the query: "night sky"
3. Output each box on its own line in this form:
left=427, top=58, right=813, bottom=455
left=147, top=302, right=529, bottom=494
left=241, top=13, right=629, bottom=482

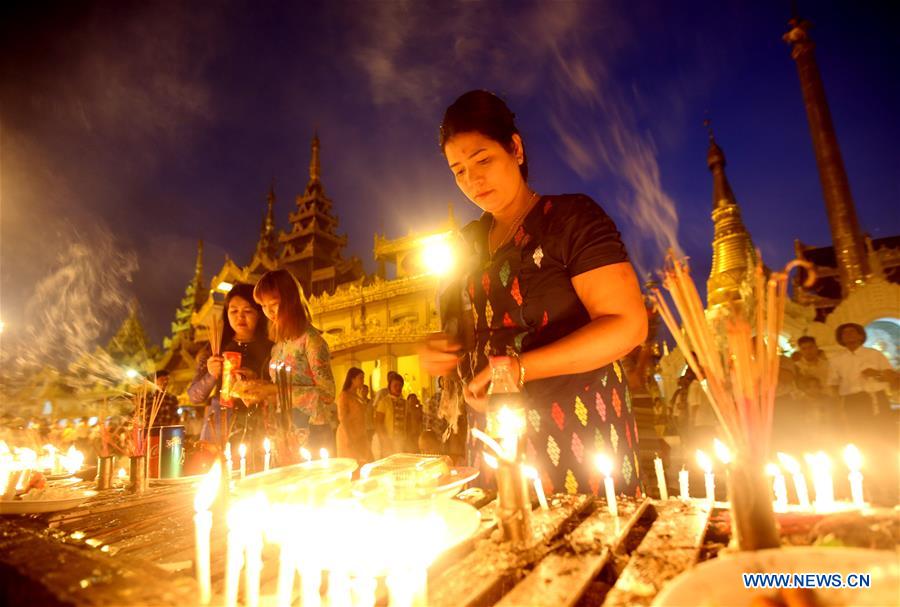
left=1, top=0, right=898, bottom=352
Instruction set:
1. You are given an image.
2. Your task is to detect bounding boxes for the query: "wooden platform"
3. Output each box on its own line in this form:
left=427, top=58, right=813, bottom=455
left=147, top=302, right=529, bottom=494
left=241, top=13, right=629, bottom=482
left=0, top=482, right=716, bottom=606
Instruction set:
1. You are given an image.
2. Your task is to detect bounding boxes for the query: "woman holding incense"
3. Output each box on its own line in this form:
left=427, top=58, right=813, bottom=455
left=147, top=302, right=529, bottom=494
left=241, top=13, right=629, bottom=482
left=335, top=367, right=372, bottom=463
left=188, top=283, right=273, bottom=450
left=244, top=269, right=338, bottom=455
left=421, top=90, right=648, bottom=496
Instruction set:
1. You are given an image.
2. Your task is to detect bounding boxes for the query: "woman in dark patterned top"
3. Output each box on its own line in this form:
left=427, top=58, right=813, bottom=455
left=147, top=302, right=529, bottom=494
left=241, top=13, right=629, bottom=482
left=423, top=90, right=648, bottom=497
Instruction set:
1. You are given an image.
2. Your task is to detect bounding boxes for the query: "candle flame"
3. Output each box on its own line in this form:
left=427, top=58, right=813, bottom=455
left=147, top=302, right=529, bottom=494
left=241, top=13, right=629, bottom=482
left=195, top=461, right=222, bottom=512
left=238, top=443, right=247, bottom=458
left=804, top=451, right=831, bottom=471
left=595, top=453, right=613, bottom=477
left=300, top=447, right=312, bottom=462
left=521, top=464, right=538, bottom=480
left=61, top=445, right=84, bottom=474
left=696, top=449, right=713, bottom=473
left=712, top=439, right=732, bottom=465
left=764, top=462, right=780, bottom=476
left=483, top=453, right=499, bottom=469
left=843, top=444, right=862, bottom=471
left=225, top=443, right=232, bottom=460
left=263, top=437, right=271, bottom=454
left=117, top=467, right=127, bottom=479
left=777, top=452, right=800, bottom=474
left=319, top=448, right=329, bottom=460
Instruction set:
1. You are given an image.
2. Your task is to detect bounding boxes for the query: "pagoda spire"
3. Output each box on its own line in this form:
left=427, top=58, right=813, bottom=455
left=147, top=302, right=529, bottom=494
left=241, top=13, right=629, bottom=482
left=310, top=131, right=320, bottom=183
left=705, top=122, right=757, bottom=309
left=169, top=241, right=206, bottom=340
left=784, top=15, right=869, bottom=295
left=255, top=182, right=279, bottom=260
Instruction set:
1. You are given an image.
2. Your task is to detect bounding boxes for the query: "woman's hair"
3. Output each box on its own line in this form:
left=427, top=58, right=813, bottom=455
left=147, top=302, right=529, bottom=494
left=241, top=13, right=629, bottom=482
left=221, top=283, right=269, bottom=345
left=253, top=269, right=310, bottom=342
left=342, top=367, right=364, bottom=392
left=439, top=89, right=528, bottom=181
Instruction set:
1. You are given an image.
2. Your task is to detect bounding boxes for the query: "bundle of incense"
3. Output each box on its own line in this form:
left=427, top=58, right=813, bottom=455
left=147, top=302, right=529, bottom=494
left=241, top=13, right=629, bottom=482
left=207, top=317, right=223, bottom=356
left=652, top=252, right=814, bottom=460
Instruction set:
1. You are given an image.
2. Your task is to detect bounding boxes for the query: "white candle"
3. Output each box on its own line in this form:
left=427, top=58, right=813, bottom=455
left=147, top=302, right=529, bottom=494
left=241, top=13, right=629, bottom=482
left=319, top=448, right=329, bottom=460
left=679, top=466, right=689, bottom=501
left=843, top=444, right=865, bottom=507
left=300, top=447, right=312, bottom=462
left=299, top=563, right=322, bottom=607
left=263, top=437, right=271, bottom=472
left=276, top=541, right=295, bottom=607
left=595, top=454, right=618, bottom=517
left=244, top=521, right=263, bottom=607
left=697, top=450, right=714, bottom=502
left=806, top=451, right=835, bottom=511
left=522, top=465, right=549, bottom=510
left=778, top=452, right=810, bottom=508
left=654, top=456, right=668, bottom=500
left=765, top=463, right=788, bottom=512
left=193, top=461, right=221, bottom=605
left=225, top=443, right=232, bottom=470
left=238, top=443, right=247, bottom=479
left=224, top=506, right=245, bottom=607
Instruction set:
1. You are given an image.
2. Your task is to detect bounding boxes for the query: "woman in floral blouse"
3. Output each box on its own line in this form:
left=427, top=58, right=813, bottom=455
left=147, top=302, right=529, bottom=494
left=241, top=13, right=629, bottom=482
left=244, top=269, right=337, bottom=456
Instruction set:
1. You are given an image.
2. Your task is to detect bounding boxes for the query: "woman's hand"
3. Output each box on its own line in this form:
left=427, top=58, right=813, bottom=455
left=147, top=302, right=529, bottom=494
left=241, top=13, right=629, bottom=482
left=418, top=333, right=462, bottom=376
left=206, top=355, right=224, bottom=379
left=232, top=379, right=275, bottom=404
left=463, top=355, right=523, bottom=413
left=234, top=367, right=258, bottom=380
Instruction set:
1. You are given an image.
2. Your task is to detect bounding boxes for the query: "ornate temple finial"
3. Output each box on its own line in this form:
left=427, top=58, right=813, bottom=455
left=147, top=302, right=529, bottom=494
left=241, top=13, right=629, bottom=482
left=704, top=129, right=757, bottom=308
left=309, top=131, right=321, bottom=184
left=256, top=183, right=278, bottom=260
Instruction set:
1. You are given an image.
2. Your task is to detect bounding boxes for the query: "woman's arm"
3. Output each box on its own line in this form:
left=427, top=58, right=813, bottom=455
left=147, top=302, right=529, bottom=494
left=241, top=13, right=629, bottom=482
left=466, top=262, right=647, bottom=409
left=292, top=331, right=337, bottom=419
left=187, top=346, right=218, bottom=404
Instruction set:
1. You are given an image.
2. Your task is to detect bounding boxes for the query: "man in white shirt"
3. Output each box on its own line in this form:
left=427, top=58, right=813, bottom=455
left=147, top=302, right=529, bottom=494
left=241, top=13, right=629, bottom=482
left=828, top=323, right=898, bottom=505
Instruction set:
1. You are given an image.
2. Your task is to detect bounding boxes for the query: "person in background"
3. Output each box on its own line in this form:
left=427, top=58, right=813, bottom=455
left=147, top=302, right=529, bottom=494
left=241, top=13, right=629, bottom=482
left=828, top=323, right=898, bottom=504
left=361, top=384, right=375, bottom=449
left=336, top=367, right=371, bottom=463
left=794, top=336, right=832, bottom=429
left=188, top=284, right=273, bottom=454
left=249, top=269, right=337, bottom=456
left=374, top=373, right=407, bottom=456
left=405, top=393, right=424, bottom=452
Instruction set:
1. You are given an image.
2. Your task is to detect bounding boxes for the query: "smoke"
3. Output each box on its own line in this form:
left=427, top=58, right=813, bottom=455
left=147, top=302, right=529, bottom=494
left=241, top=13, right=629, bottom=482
left=5, top=225, right=139, bottom=386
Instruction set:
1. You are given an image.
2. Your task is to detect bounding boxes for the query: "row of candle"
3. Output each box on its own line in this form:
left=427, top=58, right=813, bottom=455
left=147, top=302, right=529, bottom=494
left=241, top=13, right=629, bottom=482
left=653, top=442, right=867, bottom=512
left=194, top=452, right=448, bottom=607
left=221, top=439, right=332, bottom=479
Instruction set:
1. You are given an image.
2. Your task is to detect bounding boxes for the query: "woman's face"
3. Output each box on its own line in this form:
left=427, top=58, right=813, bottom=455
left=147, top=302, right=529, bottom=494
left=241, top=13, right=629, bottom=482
left=352, top=373, right=365, bottom=390
left=444, top=131, right=525, bottom=215
left=227, top=296, right=260, bottom=339
left=257, top=293, right=280, bottom=323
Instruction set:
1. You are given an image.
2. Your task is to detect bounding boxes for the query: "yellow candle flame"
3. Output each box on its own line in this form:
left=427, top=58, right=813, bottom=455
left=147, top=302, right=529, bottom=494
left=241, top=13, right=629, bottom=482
left=238, top=443, right=247, bottom=458
left=117, top=468, right=127, bottom=479
left=595, top=453, right=613, bottom=477
left=777, top=452, right=800, bottom=475
left=521, top=465, right=538, bottom=480
left=696, top=449, right=713, bottom=473
left=263, top=438, right=271, bottom=454
left=300, top=447, right=312, bottom=462
left=195, top=461, right=222, bottom=513
left=225, top=443, right=232, bottom=460
left=483, top=453, right=499, bottom=469
left=843, top=444, right=862, bottom=471
left=764, top=463, right=781, bottom=477
left=319, top=448, right=329, bottom=460
left=804, top=451, right=831, bottom=472
left=713, top=439, right=732, bottom=465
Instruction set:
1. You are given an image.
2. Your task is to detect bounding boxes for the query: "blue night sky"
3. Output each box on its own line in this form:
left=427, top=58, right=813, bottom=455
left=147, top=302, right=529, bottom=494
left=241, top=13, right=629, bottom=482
left=1, top=0, right=898, bottom=349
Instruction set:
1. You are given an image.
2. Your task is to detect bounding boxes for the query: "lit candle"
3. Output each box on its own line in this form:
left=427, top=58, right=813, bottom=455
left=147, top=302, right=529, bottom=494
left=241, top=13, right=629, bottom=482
left=238, top=443, right=247, bottom=479
left=696, top=450, right=714, bottom=502
left=805, top=451, right=835, bottom=511
left=522, top=465, right=549, bottom=510
left=765, top=463, right=788, bottom=512
left=193, top=461, right=221, bottom=605
left=243, top=494, right=266, bottom=607
left=595, top=454, right=618, bottom=517
left=843, top=444, right=865, bottom=507
left=300, top=447, right=312, bottom=462
left=679, top=466, right=689, bottom=501
left=117, top=467, right=127, bottom=482
left=225, top=503, right=246, bottom=607
left=654, top=455, right=668, bottom=501
left=263, top=438, right=271, bottom=472
left=778, top=453, right=810, bottom=508
left=225, top=443, right=233, bottom=471
left=713, top=439, right=732, bottom=466
left=319, top=448, right=329, bottom=460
